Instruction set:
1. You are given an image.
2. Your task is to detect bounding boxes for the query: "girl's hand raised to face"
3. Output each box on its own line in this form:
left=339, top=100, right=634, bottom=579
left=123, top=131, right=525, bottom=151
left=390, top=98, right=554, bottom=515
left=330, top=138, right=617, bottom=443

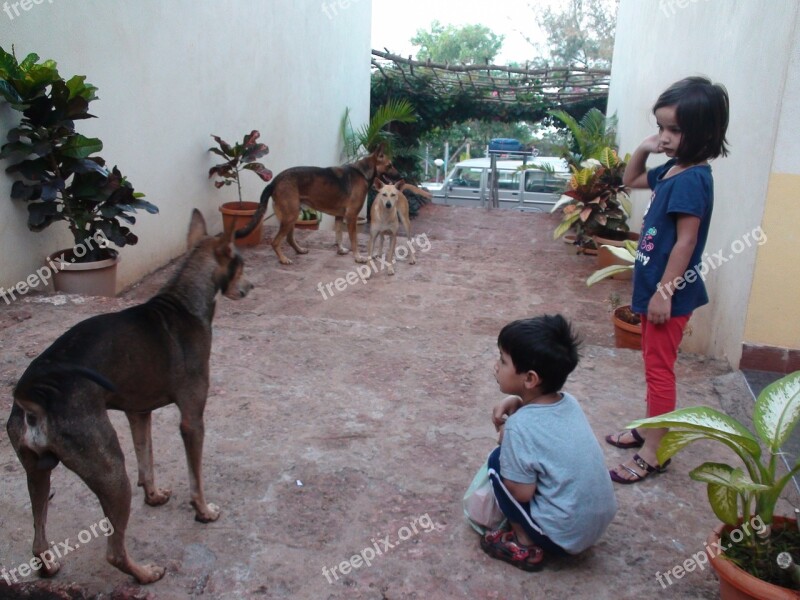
left=641, top=133, right=663, bottom=155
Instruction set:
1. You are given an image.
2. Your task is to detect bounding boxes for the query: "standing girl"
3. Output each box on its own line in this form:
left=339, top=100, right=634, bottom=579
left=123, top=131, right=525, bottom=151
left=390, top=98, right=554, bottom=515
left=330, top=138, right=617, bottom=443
left=606, top=76, right=730, bottom=483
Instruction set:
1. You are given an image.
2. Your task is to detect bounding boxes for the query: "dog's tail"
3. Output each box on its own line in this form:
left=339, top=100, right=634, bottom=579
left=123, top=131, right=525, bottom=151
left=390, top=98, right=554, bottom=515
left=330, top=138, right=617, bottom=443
left=14, top=362, right=116, bottom=410
left=235, top=180, right=274, bottom=239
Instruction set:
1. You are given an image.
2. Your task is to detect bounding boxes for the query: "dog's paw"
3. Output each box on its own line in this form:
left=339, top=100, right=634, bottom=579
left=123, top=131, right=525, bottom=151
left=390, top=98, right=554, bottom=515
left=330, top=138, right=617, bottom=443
left=387, top=266, right=395, bottom=275
left=144, top=487, right=172, bottom=507
left=192, top=501, right=221, bottom=523
left=337, top=247, right=350, bottom=255
left=38, top=558, right=61, bottom=578
left=295, top=246, right=309, bottom=255
left=135, top=563, right=166, bottom=584
left=354, top=255, right=369, bottom=264
left=278, top=257, right=293, bottom=265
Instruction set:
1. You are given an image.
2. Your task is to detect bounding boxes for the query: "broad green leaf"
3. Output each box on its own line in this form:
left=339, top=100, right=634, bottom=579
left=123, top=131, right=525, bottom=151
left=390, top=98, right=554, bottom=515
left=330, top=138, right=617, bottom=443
left=628, top=406, right=761, bottom=459
left=656, top=430, right=709, bottom=464
left=0, top=80, right=22, bottom=104
left=600, top=244, right=635, bottom=262
left=690, top=463, right=768, bottom=492
left=618, top=192, right=632, bottom=217
left=553, top=211, right=581, bottom=239
left=707, top=482, right=739, bottom=525
left=586, top=264, right=632, bottom=286
left=550, top=194, right=575, bottom=213
left=623, top=239, right=638, bottom=254
left=60, top=134, right=102, bottom=159
left=753, top=371, right=800, bottom=451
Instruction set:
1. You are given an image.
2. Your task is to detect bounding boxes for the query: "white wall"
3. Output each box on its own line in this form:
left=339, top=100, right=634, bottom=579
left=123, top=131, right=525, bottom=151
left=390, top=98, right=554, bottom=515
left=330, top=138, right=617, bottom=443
left=0, top=0, right=372, bottom=292
left=607, top=0, right=799, bottom=365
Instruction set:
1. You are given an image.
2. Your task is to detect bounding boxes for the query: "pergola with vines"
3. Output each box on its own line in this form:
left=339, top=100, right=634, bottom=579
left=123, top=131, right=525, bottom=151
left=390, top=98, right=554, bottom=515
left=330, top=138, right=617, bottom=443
left=370, top=49, right=610, bottom=131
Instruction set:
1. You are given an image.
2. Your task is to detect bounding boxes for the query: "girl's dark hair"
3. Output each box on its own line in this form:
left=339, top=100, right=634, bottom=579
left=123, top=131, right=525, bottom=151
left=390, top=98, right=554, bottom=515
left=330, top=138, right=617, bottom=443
left=653, top=76, right=730, bottom=163
left=497, top=314, right=581, bottom=395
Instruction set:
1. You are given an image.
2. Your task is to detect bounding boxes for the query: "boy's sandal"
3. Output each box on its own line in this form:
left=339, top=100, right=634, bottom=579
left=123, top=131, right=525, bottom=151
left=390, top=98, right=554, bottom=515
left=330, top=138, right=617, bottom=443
left=604, top=428, right=644, bottom=449
left=480, top=530, right=545, bottom=572
left=609, top=453, right=672, bottom=485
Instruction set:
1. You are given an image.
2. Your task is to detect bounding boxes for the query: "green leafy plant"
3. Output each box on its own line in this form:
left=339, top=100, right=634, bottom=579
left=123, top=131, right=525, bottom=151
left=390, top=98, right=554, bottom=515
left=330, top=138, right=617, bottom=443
left=585, top=240, right=637, bottom=286
left=629, top=371, right=800, bottom=579
left=551, top=147, right=631, bottom=245
left=299, top=207, right=319, bottom=222
left=549, top=107, right=618, bottom=168
left=208, top=130, right=272, bottom=204
left=339, top=98, right=417, bottom=162
left=0, top=46, right=157, bottom=261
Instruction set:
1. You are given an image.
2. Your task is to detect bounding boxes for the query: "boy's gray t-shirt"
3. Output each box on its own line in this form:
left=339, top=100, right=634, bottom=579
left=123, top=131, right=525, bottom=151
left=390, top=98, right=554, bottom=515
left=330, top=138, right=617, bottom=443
left=499, top=392, right=617, bottom=553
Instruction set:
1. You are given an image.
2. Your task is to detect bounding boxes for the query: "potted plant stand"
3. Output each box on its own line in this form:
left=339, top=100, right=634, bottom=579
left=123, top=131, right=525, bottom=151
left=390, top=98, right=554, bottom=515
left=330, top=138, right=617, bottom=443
left=219, top=201, right=263, bottom=247
left=613, top=305, right=641, bottom=349
left=48, top=249, right=119, bottom=297
left=708, top=517, right=800, bottom=600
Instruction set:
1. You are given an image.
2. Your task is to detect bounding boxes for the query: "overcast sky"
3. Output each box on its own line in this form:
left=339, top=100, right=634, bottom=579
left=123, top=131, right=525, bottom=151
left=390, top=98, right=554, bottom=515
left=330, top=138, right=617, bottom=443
left=370, top=0, right=553, bottom=64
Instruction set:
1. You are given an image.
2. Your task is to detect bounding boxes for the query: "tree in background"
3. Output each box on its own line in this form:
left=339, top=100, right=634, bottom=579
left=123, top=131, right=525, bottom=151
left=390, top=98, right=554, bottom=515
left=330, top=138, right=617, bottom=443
left=522, top=0, right=618, bottom=68
left=411, top=20, right=504, bottom=65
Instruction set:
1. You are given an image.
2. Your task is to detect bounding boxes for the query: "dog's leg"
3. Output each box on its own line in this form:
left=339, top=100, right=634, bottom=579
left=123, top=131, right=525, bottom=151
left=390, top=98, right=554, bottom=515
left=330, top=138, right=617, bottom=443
left=367, top=227, right=378, bottom=260
left=400, top=211, right=416, bottom=265
left=178, top=403, right=219, bottom=523
left=386, top=232, right=398, bottom=276
left=335, top=216, right=349, bottom=255
left=126, top=412, right=171, bottom=507
left=7, top=406, right=61, bottom=578
left=59, top=415, right=165, bottom=584
left=286, top=228, right=308, bottom=256
left=347, top=215, right=367, bottom=263
left=271, top=220, right=297, bottom=265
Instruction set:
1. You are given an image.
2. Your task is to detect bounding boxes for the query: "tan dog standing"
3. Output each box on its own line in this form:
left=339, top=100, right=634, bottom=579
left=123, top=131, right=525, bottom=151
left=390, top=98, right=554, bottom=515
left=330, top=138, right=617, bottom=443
left=368, top=180, right=415, bottom=276
left=235, top=145, right=397, bottom=265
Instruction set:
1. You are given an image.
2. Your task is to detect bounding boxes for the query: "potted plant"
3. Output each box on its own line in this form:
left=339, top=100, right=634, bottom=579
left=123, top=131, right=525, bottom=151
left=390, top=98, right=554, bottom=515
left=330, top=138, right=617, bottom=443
left=0, top=46, right=157, bottom=297
left=551, top=147, right=634, bottom=254
left=296, top=207, right=320, bottom=230
left=628, top=371, right=800, bottom=599
left=208, top=130, right=272, bottom=247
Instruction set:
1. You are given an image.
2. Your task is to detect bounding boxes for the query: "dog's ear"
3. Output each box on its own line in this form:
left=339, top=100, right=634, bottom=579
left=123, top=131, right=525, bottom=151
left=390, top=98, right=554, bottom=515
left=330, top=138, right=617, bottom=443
left=395, top=179, right=405, bottom=191
left=188, top=209, right=208, bottom=249
left=373, top=178, right=385, bottom=190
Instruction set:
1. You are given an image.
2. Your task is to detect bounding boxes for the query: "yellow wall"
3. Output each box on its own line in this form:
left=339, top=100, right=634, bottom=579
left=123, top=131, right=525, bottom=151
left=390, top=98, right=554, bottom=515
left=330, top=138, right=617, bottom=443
left=744, top=173, right=800, bottom=347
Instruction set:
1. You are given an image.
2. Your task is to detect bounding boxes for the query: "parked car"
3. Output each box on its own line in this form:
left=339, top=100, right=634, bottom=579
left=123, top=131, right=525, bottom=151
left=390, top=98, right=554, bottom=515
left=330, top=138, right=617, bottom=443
left=432, top=157, right=569, bottom=212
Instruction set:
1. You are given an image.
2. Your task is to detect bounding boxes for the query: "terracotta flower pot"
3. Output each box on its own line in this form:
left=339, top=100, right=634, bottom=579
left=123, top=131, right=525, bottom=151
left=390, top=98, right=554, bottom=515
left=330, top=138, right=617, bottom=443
left=593, top=231, right=640, bottom=249
left=219, top=201, right=263, bottom=247
left=612, top=305, right=641, bottom=350
left=48, top=249, right=119, bottom=297
left=707, top=517, right=800, bottom=599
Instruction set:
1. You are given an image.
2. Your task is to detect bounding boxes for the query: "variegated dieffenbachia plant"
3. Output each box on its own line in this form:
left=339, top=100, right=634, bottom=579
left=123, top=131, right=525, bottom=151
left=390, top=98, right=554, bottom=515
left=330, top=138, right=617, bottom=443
left=628, top=371, right=800, bottom=544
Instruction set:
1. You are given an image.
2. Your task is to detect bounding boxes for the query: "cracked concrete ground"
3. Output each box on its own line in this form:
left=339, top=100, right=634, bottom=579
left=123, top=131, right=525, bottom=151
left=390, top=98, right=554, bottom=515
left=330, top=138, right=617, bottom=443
left=0, top=204, right=791, bottom=599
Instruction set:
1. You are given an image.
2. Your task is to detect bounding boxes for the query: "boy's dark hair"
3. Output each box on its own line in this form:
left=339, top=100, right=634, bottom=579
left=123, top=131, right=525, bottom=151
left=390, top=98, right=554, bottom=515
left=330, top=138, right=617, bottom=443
left=653, top=76, right=730, bottom=163
left=497, top=314, right=581, bottom=395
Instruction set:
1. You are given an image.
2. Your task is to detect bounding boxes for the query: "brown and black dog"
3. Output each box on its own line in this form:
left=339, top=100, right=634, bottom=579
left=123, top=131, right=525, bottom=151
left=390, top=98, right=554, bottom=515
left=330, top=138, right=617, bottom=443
left=6, top=210, right=252, bottom=584
left=235, top=145, right=397, bottom=265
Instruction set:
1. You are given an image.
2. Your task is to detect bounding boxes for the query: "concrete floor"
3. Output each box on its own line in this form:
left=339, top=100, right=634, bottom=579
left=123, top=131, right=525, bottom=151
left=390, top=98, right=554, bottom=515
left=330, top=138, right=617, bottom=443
left=0, top=204, right=793, bottom=599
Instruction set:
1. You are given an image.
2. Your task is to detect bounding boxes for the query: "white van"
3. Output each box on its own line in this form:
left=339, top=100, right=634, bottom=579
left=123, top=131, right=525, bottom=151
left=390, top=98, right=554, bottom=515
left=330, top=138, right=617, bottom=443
left=432, top=157, right=569, bottom=212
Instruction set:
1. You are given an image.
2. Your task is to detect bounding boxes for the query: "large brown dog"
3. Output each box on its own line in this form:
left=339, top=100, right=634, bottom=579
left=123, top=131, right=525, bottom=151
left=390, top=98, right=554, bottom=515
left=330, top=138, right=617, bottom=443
left=6, top=211, right=252, bottom=584
left=235, top=146, right=396, bottom=264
